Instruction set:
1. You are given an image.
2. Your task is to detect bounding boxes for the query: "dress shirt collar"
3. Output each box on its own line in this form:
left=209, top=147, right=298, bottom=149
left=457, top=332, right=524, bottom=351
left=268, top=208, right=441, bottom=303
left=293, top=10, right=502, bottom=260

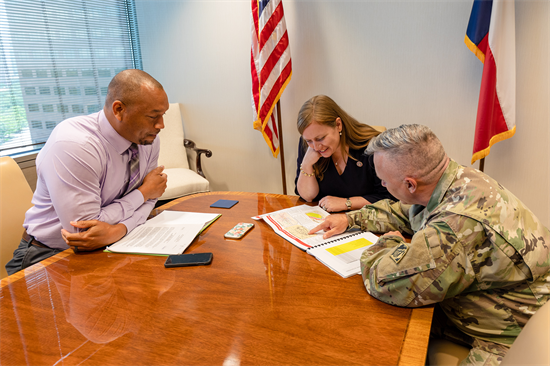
left=98, top=110, right=133, bottom=155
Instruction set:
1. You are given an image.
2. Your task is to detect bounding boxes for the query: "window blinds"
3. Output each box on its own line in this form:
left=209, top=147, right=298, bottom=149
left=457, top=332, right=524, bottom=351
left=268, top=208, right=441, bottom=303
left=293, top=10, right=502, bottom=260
left=0, top=0, right=142, bottom=156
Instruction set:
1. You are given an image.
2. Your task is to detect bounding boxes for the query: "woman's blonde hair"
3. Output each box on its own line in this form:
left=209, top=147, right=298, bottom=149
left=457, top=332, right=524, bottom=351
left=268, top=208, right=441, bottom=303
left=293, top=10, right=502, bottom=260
left=297, top=95, right=381, bottom=180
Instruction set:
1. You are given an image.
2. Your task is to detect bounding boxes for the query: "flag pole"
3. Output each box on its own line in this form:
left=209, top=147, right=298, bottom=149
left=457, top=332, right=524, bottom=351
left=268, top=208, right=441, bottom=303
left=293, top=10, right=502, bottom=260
left=276, top=100, right=287, bottom=195
left=479, top=157, right=485, bottom=172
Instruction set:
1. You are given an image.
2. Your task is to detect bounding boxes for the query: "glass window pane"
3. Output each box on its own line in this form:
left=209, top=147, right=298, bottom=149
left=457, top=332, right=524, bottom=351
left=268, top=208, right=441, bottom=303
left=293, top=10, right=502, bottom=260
left=84, top=87, right=98, bottom=96
left=98, top=69, right=112, bottom=77
left=72, top=105, right=84, bottom=114
left=87, top=105, right=101, bottom=113
left=31, top=121, right=43, bottom=129
left=0, top=0, right=142, bottom=156
left=36, top=70, right=49, bottom=78
left=82, top=69, right=95, bottom=77
left=54, top=87, right=66, bottom=95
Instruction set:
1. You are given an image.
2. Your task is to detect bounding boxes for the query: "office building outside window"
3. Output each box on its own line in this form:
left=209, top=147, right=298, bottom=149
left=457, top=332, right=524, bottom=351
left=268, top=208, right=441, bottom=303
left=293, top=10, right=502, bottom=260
left=0, top=0, right=142, bottom=156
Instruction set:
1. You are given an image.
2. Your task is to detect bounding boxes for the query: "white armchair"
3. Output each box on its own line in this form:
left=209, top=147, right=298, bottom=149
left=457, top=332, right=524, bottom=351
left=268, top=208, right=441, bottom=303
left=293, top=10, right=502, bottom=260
left=157, top=103, right=212, bottom=200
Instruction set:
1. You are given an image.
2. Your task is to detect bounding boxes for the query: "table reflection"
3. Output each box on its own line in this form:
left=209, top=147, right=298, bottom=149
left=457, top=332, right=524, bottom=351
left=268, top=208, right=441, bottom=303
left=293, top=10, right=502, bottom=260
left=259, top=194, right=294, bottom=306
left=46, top=254, right=176, bottom=344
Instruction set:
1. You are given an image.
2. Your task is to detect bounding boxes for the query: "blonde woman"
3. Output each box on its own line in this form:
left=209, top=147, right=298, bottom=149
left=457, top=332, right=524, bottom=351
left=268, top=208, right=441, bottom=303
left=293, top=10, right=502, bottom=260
left=295, top=95, right=394, bottom=212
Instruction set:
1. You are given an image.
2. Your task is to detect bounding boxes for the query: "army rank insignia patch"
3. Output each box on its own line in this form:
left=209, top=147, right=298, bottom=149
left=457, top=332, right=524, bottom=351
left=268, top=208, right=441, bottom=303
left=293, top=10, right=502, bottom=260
left=390, top=243, right=409, bottom=264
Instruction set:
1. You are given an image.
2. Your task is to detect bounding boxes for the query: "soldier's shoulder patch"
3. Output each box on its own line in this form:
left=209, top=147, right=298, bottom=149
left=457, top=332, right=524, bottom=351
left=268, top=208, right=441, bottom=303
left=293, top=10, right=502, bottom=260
left=390, top=243, right=409, bottom=264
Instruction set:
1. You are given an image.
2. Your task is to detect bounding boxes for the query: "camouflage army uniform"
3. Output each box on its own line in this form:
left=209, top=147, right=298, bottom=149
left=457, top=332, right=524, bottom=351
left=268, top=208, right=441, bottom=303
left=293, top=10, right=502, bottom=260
left=347, top=159, right=550, bottom=365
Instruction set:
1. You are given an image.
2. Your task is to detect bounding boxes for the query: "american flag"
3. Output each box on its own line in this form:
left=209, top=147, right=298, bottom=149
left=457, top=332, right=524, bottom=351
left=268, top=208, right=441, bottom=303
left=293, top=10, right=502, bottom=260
left=251, top=0, right=292, bottom=158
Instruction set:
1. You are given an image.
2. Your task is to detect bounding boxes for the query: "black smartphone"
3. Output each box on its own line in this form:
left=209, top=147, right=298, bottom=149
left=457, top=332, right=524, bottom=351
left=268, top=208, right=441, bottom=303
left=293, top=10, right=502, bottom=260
left=164, top=253, right=213, bottom=268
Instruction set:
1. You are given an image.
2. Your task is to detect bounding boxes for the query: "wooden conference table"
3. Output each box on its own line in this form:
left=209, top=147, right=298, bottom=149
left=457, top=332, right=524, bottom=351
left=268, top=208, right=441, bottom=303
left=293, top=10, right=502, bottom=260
left=0, top=192, right=433, bottom=366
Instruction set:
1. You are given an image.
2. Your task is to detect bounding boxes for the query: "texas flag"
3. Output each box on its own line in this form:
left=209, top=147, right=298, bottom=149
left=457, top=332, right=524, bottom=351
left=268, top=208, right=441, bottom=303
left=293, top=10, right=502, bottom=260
left=465, top=0, right=516, bottom=164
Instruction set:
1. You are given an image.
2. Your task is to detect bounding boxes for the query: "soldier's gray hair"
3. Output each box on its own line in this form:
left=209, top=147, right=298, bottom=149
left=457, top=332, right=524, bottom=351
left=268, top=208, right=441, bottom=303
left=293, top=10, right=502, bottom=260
left=365, top=124, right=446, bottom=183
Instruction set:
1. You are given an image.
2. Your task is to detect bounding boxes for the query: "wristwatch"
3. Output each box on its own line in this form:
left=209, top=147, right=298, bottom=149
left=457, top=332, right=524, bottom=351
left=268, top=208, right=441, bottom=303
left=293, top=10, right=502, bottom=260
left=345, top=198, right=352, bottom=210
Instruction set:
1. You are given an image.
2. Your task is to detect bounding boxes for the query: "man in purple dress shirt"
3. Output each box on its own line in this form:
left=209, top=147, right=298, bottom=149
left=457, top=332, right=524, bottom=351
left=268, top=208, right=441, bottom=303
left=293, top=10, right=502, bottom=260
left=6, top=69, right=169, bottom=275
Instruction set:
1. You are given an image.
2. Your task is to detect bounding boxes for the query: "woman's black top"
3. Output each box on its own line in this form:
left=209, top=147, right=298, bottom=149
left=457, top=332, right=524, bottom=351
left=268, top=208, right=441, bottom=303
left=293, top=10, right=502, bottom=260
left=294, top=138, right=396, bottom=203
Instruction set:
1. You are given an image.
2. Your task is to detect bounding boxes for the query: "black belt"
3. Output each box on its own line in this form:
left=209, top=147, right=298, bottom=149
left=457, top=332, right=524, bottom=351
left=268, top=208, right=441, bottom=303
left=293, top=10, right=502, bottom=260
left=22, top=230, right=49, bottom=249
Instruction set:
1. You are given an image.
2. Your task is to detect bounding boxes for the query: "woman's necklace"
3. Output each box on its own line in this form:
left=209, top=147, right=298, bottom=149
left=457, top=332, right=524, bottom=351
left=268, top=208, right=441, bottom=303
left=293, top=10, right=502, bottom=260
left=333, top=154, right=347, bottom=166
left=334, top=145, right=350, bottom=173
left=333, top=154, right=348, bottom=175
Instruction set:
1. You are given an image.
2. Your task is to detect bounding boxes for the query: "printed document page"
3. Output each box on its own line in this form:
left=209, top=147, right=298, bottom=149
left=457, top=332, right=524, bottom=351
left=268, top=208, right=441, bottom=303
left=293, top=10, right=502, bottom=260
left=307, top=232, right=379, bottom=278
left=255, top=204, right=379, bottom=277
left=106, top=211, right=220, bottom=255
left=255, top=204, right=367, bottom=251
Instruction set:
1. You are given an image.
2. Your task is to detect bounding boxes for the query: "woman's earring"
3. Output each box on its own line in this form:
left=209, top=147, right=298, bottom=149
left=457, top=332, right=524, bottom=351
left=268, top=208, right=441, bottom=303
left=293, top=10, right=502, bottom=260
left=339, top=132, right=342, bottom=136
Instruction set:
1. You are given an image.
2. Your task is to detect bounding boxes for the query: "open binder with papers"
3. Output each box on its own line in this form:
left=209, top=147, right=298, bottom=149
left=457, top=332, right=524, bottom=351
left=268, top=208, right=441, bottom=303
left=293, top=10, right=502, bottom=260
left=254, top=205, right=379, bottom=278
left=106, top=210, right=220, bottom=256
left=307, top=231, right=379, bottom=278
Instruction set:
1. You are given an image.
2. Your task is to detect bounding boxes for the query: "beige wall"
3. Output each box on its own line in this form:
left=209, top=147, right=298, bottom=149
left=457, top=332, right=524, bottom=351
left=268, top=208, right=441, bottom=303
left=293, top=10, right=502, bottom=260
left=131, top=0, right=548, bottom=226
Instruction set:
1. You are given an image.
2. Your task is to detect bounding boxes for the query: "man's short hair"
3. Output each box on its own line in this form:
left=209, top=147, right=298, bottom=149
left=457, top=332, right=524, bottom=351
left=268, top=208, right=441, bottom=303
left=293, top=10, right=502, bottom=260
left=105, top=69, right=163, bottom=108
left=365, top=124, right=446, bottom=183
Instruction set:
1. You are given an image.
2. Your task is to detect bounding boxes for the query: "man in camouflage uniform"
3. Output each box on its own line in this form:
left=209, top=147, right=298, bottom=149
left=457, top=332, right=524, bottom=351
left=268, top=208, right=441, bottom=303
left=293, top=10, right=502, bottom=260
left=311, top=124, right=550, bottom=365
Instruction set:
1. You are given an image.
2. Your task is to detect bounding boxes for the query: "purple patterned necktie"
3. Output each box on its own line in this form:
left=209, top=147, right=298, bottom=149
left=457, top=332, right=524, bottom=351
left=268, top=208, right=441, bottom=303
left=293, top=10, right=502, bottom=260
left=125, top=143, right=140, bottom=195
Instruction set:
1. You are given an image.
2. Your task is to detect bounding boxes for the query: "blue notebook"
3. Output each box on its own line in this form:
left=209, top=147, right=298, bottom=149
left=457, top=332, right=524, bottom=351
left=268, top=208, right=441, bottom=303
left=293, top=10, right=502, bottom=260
left=210, top=199, right=238, bottom=209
